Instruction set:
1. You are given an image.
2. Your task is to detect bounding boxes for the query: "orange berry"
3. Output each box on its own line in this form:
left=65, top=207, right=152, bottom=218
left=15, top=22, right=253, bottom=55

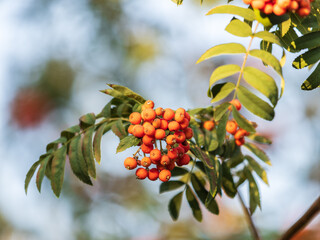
left=144, top=124, right=155, bottom=136
left=124, top=157, right=137, bottom=170
left=168, top=121, right=180, bottom=131
left=166, top=162, right=176, bottom=171
left=142, top=135, right=155, bottom=145
left=141, top=109, right=156, bottom=121
left=129, top=112, right=142, bottom=125
left=141, top=157, right=152, bottom=167
left=155, top=107, right=164, bottom=116
left=203, top=121, right=215, bottom=131
left=251, top=0, right=265, bottom=9
left=176, top=146, right=185, bottom=158
left=243, top=0, right=252, bottom=4
left=155, top=129, right=166, bottom=139
left=176, top=154, right=190, bottom=166
left=297, top=7, right=310, bottom=16
left=174, top=131, right=186, bottom=143
left=128, top=124, right=135, bottom=134
left=300, top=0, right=310, bottom=8
left=185, top=112, right=191, bottom=121
left=235, top=138, right=245, bottom=146
left=276, top=0, right=291, bottom=8
left=288, top=1, right=299, bottom=10
left=183, top=127, right=193, bottom=139
left=179, top=118, right=189, bottom=129
left=160, top=119, right=168, bottom=130
left=150, top=149, right=162, bottom=162
left=156, top=164, right=166, bottom=171
left=234, top=129, right=248, bottom=140
left=163, top=108, right=175, bottom=121
left=166, top=134, right=176, bottom=145
left=144, top=100, right=154, bottom=109
left=263, top=3, right=274, bottom=14
left=168, top=148, right=178, bottom=160
left=148, top=168, right=159, bottom=181
left=176, top=108, right=186, bottom=115
left=136, top=168, right=148, bottom=179
left=160, top=155, right=171, bottom=166
left=174, top=112, right=185, bottom=123
left=229, top=99, right=241, bottom=111
left=226, top=121, right=238, bottom=135
left=152, top=118, right=161, bottom=129
left=141, top=143, right=154, bottom=153
left=179, top=141, right=190, bottom=152
left=273, top=4, right=287, bottom=15
left=159, top=169, right=171, bottom=182
left=133, top=125, right=144, bottom=138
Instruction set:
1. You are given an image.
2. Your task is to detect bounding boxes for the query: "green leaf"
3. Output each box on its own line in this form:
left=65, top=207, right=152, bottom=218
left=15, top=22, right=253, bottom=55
left=244, top=168, right=261, bottom=214
left=205, top=194, right=219, bottom=214
left=46, top=137, right=67, bottom=152
left=280, top=18, right=291, bottom=37
left=82, top=126, right=96, bottom=178
left=214, top=157, right=222, bottom=196
left=51, top=145, right=67, bottom=197
left=245, top=155, right=269, bottom=185
left=231, top=106, right=256, bottom=133
left=93, top=122, right=109, bottom=164
left=61, top=125, right=81, bottom=141
left=260, top=40, right=273, bottom=57
left=111, top=119, right=127, bottom=140
left=168, top=192, right=183, bottom=221
left=25, top=159, right=43, bottom=194
left=97, top=102, right=111, bottom=118
left=204, top=129, right=219, bottom=152
left=190, top=144, right=214, bottom=169
left=191, top=173, right=208, bottom=203
left=248, top=134, right=272, bottom=145
left=221, top=161, right=237, bottom=198
left=210, top=82, right=235, bottom=103
left=227, top=144, right=244, bottom=168
left=243, top=66, right=279, bottom=106
left=216, top=111, right=228, bottom=146
left=244, top=142, right=271, bottom=166
left=36, top=155, right=51, bottom=192
left=197, top=43, right=246, bottom=64
left=186, top=185, right=202, bottom=222
left=69, top=135, right=92, bottom=185
left=160, top=181, right=185, bottom=194
left=79, top=113, right=96, bottom=129
left=235, top=170, right=247, bottom=188
left=116, top=135, right=140, bottom=153
left=107, top=84, right=146, bottom=104
left=205, top=156, right=218, bottom=198
left=190, top=125, right=205, bottom=147
left=254, top=31, right=281, bottom=46
left=291, top=31, right=320, bottom=51
left=171, top=167, right=189, bottom=177
left=301, top=62, right=320, bottom=90
left=209, top=64, right=240, bottom=88
left=206, top=5, right=256, bottom=21
left=249, top=49, right=282, bottom=77
left=237, top=86, right=275, bottom=121
left=225, top=19, right=252, bottom=37
left=214, top=102, right=230, bottom=122
left=292, top=47, right=320, bottom=69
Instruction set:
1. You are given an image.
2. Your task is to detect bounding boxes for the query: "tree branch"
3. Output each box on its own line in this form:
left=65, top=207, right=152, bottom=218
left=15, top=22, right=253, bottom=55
left=238, top=190, right=261, bottom=240
left=279, top=195, right=320, bottom=240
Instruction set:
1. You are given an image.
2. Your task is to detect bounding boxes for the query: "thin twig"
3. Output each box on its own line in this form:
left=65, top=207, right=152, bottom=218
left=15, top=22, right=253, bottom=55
left=279, top=195, right=320, bottom=240
left=238, top=190, right=261, bottom=240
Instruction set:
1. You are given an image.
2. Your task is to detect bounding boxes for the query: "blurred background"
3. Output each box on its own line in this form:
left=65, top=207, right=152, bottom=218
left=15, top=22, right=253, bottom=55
left=0, top=0, right=319, bottom=239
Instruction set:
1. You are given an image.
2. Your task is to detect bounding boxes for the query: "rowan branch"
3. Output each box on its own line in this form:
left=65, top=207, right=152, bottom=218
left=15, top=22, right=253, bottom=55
left=238, top=190, right=261, bottom=240
left=279, top=195, right=320, bottom=240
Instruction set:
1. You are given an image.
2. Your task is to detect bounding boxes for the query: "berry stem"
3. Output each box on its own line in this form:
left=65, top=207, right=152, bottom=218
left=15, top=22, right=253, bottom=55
left=232, top=21, right=260, bottom=100
left=133, top=146, right=142, bottom=158
left=159, top=140, right=163, bottom=152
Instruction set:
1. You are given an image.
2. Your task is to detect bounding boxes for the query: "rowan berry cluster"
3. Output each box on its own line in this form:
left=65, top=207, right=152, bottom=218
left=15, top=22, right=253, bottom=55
left=203, top=99, right=251, bottom=146
left=124, top=100, right=193, bottom=182
left=243, top=0, right=313, bottom=16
